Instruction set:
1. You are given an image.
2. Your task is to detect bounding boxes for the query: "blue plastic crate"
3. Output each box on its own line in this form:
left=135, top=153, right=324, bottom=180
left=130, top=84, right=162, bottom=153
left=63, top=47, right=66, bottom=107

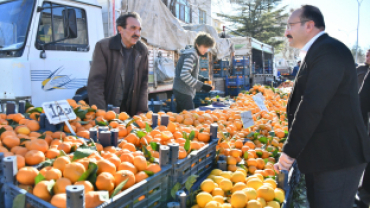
left=225, top=85, right=250, bottom=96
left=199, top=59, right=209, bottom=69
left=225, top=76, right=246, bottom=87
left=3, top=162, right=173, bottom=208
left=232, top=56, right=249, bottom=67
left=170, top=140, right=218, bottom=189
left=199, top=68, right=209, bottom=79
left=193, top=92, right=210, bottom=108
left=213, top=60, right=229, bottom=77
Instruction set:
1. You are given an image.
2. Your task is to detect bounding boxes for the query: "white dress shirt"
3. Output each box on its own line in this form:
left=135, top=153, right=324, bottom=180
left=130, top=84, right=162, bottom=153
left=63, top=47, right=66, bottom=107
left=299, top=31, right=326, bottom=61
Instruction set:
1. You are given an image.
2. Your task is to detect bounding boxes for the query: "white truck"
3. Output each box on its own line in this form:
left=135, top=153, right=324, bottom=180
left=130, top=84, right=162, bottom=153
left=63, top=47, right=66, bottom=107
left=0, top=0, right=176, bottom=107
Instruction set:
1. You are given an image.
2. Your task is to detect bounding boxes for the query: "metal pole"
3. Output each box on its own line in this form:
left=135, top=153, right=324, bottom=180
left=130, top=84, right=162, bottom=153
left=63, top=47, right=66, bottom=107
left=355, top=0, right=363, bottom=63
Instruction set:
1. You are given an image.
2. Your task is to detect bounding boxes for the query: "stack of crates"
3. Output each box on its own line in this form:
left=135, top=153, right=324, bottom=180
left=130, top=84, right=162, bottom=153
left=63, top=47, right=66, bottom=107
left=199, top=55, right=209, bottom=79
left=193, top=92, right=210, bottom=108
left=232, top=56, right=250, bottom=76
left=213, top=60, right=229, bottom=77
left=225, top=75, right=250, bottom=96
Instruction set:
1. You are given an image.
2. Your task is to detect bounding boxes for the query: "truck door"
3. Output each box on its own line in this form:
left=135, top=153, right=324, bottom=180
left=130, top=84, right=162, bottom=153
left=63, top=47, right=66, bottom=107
left=28, top=1, right=91, bottom=106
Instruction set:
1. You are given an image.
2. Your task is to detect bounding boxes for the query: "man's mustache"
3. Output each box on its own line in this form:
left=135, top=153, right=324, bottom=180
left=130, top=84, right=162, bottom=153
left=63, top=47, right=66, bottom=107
left=287, top=35, right=293, bottom=38
left=132, top=35, right=139, bottom=38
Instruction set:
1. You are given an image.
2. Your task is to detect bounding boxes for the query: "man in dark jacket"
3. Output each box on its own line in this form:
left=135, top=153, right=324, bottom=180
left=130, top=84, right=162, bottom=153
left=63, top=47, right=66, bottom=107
left=291, top=60, right=300, bottom=77
left=355, top=49, right=370, bottom=208
left=357, top=49, right=370, bottom=90
left=274, top=5, right=370, bottom=207
left=88, top=13, right=148, bottom=116
left=173, top=32, right=215, bottom=112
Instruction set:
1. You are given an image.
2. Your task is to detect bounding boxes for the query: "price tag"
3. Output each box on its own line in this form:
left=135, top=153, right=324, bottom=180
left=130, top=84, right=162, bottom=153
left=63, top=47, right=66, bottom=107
left=241, top=111, right=254, bottom=128
left=42, top=100, right=76, bottom=125
left=253, top=94, right=268, bottom=112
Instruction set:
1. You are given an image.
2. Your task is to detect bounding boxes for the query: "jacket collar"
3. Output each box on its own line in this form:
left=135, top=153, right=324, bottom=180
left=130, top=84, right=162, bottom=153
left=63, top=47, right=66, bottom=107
left=109, top=34, right=144, bottom=54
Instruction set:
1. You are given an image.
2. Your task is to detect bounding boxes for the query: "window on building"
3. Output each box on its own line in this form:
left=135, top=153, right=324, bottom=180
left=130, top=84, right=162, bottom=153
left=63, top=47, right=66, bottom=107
left=36, top=2, right=89, bottom=51
left=174, top=0, right=191, bottom=23
left=199, top=9, right=206, bottom=24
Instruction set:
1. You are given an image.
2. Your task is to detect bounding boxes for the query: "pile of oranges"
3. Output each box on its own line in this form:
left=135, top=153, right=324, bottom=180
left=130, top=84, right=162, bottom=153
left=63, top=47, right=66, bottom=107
left=192, top=168, right=285, bottom=208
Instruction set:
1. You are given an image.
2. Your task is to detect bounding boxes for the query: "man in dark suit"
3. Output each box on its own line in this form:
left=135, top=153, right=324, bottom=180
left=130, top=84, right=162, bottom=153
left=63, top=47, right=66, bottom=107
left=274, top=5, right=370, bottom=207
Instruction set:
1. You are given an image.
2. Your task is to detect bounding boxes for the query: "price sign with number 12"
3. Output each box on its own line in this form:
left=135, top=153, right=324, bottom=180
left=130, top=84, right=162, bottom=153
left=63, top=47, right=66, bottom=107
left=42, top=100, right=77, bottom=134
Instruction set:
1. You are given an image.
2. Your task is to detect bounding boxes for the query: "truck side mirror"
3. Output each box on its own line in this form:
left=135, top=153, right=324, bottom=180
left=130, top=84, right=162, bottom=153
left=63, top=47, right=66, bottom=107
left=62, top=9, right=77, bottom=39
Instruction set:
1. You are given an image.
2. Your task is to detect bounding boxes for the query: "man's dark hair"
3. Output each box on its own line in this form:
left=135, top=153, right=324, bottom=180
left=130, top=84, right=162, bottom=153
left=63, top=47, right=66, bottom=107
left=116, top=12, right=141, bottom=29
left=300, top=5, right=325, bottom=30
left=194, top=32, right=216, bottom=49
left=298, top=61, right=301, bottom=64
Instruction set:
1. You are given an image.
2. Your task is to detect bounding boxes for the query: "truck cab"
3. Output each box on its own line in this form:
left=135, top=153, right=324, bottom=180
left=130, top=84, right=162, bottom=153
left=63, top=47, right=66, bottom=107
left=0, top=0, right=104, bottom=107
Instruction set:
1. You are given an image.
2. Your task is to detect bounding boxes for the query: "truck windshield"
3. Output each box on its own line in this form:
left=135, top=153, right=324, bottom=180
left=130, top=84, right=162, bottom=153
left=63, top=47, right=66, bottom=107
left=0, top=0, right=35, bottom=51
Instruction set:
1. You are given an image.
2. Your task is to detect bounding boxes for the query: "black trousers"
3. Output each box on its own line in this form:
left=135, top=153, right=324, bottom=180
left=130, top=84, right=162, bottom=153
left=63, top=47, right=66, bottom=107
left=305, top=163, right=366, bottom=208
left=173, top=90, right=194, bottom=113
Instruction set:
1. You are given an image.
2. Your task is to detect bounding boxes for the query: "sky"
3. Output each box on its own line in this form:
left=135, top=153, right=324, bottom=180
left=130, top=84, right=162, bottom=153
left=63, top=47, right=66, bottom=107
left=212, top=0, right=370, bottom=50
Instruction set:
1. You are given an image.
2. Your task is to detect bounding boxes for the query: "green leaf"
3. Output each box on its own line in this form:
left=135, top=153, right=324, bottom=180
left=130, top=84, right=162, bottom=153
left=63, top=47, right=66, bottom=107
left=0, top=127, right=6, bottom=137
left=40, top=158, right=55, bottom=167
left=87, top=165, right=98, bottom=189
left=184, top=137, right=191, bottom=152
left=244, top=151, right=249, bottom=160
left=27, top=107, right=43, bottom=114
left=185, top=175, right=198, bottom=191
left=78, top=121, right=90, bottom=125
left=145, top=123, right=152, bottom=132
left=95, top=119, right=108, bottom=126
left=279, top=138, right=287, bottom=143
left=247, top=132, right=254, bottom=138
left=126, top=118, right=139, bottom=128
left=256, top=152, right=263, bottom=158
left=284, top=130, right=289, bottom=136
left=263, top=158, right=269, bottom=164
left=12, top=193, right=26, bottom=208
left=143, top=170, right=154, bottom=177
left=35, top=173, right=46, bottom=185
left=273, top=198, right=281, bottom=204
left=110, top=179, right=128, bottom=198
left=150, top=142, right=159, bottom=152
left=72, top=144, right=97, bottom=161
left=259, top=137, right=268, bottom=144
left=239, top=164, right=247, bottom=171
left=25, top=100, right=34, bottom=110
left=87, top=108, right=96, bottom=113
left=269, top=131, right=275, bottom=137
left=199, top=128, right=204, bottom=133
left=188, top=130, right=195, bottom=141
left=170, top=183, right=181, bottom=199
left=74, top=107, right=88, bottom=120
left=136, top=130, right=146, bottom=139
left=59, top=150, right=68, bottom=157
left=71, top=145, right=78, bottom=152
left=142, top=146, right=154, bottom=163
left=182, top=132, right=188, bottom=140
left=272, top=148, right=279, bottom=157
left=46, top=180, right=56, bottom=195
left=38, top=134, right=46, bottom=140
left=19, top=138, right=29, bottom=144
left=253, top=132, right=260, bottom=139
left=78, top=162, right=98, bottom=181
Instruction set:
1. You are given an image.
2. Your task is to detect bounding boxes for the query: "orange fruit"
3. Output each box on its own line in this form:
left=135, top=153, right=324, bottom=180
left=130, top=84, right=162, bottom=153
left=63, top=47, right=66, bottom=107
left=121, top=143, right=136, bottom=152
left=135, top=171, right=149, bottom=183
left=40, top=166, right=62, bottom=180
left=3, top=135, right=20, bottom=149
left=106, top=156, right=121, bottom=169
left=27, top=139, right=49, bottom=153
left=74, top=181, right=94, bottom=193
left=45, top=148, right=60, bottom=159
left=104, top=111, right=116, bottom=121
left=146, top=164, right=161, bottom=174
left=52, top=132, right=66, bottom=140
left=118, top=112, right=129, bottom=121
left=15, top=155, right=25, bottom=170
left=97, top=159, right=116, bottom=175
left=63, top=162, right=86, bottom=183
left=120, top=152, right=134, bottom=164
left=26, top=120, right=40, bottom=132
left=53, top=178, right=72, bottom=194
left=118, top=162, right=138, bottom=174
left=25, top=150, right=45, bottom=165
left=16, top=167, right=39, bottom=185
left=33, top=180, right=52, bottom=202
left=16, top=126, right=31, bottom=135
left=57, top=143, right=71, bottom=154
left=85, top=191, right=105, bottom=208
left=96, top=172, right=115, bottom=191
left=53, top=156, right=71, bottom=172
left=114, top=170, right=135, bottom=190
left=50, top=194, right=67, bottom=208
left=133, top=156, right=147, bottom=171
left=198, top=132, right=210, bottom=143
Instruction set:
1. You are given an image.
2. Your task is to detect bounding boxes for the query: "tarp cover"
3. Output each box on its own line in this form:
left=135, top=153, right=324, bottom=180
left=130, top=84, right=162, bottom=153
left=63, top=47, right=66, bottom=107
left=122, top=0, right=231, bottom=59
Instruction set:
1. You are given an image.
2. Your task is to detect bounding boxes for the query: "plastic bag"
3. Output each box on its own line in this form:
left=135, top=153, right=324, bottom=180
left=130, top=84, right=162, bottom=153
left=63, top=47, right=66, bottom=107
left=154, top=55, right=175, bottom=82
